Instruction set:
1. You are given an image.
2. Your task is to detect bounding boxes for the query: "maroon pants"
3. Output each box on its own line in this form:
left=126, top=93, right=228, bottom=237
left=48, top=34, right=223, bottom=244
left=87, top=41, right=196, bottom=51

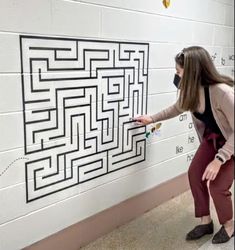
left=188, top=128, right=234, bottom=225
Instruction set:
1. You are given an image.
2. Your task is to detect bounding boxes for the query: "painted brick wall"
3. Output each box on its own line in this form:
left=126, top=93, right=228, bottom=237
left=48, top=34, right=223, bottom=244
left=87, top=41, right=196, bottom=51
left=0, top=0, right=234, bottom=249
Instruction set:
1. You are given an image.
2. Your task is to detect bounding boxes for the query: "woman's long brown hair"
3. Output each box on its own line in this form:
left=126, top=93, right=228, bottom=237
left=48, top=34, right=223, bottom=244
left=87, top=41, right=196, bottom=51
left=175, top=46, right=234, bottom=112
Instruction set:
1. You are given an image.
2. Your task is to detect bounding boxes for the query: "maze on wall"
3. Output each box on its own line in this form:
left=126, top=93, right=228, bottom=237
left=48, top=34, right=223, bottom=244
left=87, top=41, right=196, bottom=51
left=20, top=35, right=149, bottom=202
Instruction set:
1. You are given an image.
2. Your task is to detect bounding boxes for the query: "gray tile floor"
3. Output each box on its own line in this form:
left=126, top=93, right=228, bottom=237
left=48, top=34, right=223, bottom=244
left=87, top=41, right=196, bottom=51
left=81, top=185, right=234, bottom=250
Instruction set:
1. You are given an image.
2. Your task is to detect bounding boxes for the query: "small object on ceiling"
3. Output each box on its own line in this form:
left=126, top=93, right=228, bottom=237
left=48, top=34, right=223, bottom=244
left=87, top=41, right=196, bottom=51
left=163, top=0, right=171, bottom=8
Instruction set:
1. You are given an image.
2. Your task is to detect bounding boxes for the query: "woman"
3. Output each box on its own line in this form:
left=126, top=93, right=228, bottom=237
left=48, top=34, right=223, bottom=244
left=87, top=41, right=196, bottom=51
left=134, top=46, right=234, bottom=244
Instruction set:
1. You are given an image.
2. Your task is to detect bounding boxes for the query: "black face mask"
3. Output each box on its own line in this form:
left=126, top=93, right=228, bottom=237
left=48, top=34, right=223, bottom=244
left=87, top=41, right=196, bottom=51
left=173, top=74, right=181, bottom=89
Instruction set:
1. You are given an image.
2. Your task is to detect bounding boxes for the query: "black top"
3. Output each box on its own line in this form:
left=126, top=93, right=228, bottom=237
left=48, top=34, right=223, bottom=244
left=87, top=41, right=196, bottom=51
left=193, top=86, right=222, bottom=135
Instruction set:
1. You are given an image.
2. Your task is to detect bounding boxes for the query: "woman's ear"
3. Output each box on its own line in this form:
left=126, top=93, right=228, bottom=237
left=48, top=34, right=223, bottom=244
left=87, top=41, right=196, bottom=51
left=176, top=63, right=184, bottom=78
left=179, top=68, right=184, bottom=78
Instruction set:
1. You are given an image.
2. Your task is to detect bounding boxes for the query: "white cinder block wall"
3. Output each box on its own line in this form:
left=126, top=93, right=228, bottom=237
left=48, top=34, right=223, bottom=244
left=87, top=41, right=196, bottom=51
left=0, top=0, right=234, bottom=249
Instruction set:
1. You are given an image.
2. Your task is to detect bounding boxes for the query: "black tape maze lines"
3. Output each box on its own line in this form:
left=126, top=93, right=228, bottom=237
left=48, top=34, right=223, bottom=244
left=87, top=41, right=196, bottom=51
left=20, top=35, right=149, bottom=202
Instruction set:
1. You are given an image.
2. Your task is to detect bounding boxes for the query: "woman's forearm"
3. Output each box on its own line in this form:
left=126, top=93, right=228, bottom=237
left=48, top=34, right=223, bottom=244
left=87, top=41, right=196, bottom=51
left=150, top=101, right=184, bottom=123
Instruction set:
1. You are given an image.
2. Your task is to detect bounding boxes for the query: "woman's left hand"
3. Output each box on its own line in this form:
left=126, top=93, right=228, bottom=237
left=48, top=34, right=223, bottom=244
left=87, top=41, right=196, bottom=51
left=202, top=159, right=222, bottom=181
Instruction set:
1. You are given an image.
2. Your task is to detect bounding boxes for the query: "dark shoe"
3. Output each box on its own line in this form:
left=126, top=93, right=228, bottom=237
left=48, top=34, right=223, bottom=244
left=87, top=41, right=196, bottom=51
left=212, top=226, right=234, bottom=244
left=186, top=220, right=214, bottom=240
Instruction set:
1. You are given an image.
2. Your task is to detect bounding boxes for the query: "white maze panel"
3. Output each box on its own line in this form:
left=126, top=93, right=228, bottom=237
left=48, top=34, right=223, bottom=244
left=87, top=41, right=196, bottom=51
left=20, top=36, right=149, bottom=202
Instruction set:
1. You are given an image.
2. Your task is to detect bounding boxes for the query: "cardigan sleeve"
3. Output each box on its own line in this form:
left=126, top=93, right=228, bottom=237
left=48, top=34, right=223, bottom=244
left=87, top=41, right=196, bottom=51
left=215, top=89, right=234, bottom=163
left=150, top=98, right=184, bottom=123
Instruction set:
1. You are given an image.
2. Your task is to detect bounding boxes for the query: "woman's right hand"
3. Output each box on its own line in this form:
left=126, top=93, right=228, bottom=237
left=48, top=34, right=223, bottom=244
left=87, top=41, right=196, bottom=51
left=132, top=115, right=153, bottom=125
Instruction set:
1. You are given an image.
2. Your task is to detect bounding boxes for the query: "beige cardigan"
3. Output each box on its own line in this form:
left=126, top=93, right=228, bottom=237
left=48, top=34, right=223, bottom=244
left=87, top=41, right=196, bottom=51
left=150, top=83, right=234, bottom=163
